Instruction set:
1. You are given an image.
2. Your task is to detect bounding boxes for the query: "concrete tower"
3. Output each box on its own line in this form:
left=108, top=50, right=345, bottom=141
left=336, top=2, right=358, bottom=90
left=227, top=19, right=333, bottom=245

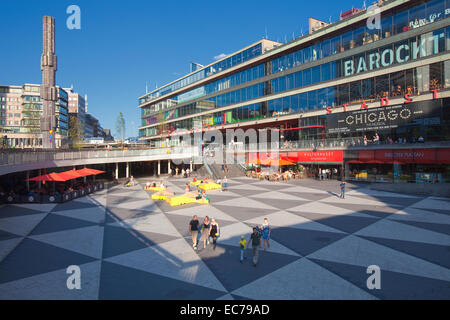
left=40, top=16, right=58, bottom=149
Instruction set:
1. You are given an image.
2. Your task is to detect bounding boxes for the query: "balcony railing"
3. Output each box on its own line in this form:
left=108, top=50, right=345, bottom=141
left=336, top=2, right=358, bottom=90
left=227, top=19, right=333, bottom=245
left=0, top=147, right=199, bottom=167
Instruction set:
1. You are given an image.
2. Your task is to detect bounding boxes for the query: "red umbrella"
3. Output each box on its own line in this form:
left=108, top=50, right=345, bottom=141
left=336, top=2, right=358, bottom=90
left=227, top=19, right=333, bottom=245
left=76, top=168, right=105, bottom=176
left=27, top=172, right=70, bottom=182
left=60, top=170, right=86, bottom=179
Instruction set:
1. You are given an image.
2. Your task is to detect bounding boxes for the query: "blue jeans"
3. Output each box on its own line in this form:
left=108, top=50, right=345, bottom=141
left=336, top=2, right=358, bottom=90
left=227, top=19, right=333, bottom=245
left=240, top=248, right=246, bottom=261
left=340, top=189, right=345, bottom=198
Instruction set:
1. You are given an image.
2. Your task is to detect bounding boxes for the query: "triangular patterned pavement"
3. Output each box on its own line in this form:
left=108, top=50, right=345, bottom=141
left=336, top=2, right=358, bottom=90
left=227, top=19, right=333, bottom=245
left=196, top=242, right=300, bottom=292
left=0, top=261, right=101, bottom=300
left=307, top=235, right=450, bottom=281
left=105, top=238, right=227, bottom=293
left=231, top=258, right=377, bottom=300
left=99, top=261, right=226, bottom=300
left=310, top=258, right=450, bottom=299
left=29, top=225, right=105, bottom=259
left=0, top=238, right=96, bottom=285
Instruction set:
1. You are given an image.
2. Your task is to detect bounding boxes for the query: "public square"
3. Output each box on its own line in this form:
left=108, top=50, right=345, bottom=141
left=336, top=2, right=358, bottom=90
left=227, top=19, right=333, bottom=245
left=0, top=177, right=449, bottom=300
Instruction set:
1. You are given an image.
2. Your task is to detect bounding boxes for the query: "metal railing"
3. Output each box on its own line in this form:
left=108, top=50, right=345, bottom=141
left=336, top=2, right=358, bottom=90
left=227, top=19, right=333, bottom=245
left=0, top=147, right=199, bottom=167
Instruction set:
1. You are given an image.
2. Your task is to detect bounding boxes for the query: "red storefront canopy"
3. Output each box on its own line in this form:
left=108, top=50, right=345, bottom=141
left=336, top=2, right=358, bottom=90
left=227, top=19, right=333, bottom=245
left=27, top=172, right=71, bottom=182
left=60, top=170, right=86, bottom=179
left=76, top=168, right=105, bottom=176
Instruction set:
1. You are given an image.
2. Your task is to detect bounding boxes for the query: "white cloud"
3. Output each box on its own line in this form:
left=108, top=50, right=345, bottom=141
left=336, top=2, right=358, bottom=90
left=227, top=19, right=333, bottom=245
left=214, top=53, right=227, bottom=60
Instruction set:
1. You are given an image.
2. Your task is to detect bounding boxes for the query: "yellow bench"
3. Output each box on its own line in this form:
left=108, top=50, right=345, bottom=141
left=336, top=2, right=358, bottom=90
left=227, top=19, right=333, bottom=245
left=145, top=186, right=166, bottom=191
left=165, top=196, right=209, bottom=207
left=151, top=194, right=168, bottom=200
left=199, top=183, right=222, bottom=191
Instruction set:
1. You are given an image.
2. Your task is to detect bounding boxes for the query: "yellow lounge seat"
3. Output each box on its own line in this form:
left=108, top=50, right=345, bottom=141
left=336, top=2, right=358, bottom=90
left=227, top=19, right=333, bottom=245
left=151, top=194, right=167, bottom=200
left=190, top=181, right=202, bottom=187
left=199, top=183, right=222, bottom=191
left=145, top=187, right=166, bottom=191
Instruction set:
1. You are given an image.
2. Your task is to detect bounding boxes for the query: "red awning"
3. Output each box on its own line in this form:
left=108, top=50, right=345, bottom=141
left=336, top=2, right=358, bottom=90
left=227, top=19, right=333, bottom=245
left=27, top=172, right=71, bottom=182
left=59, top=170, right=87, bottom=179
left=76, top=168, right=105, bottom=176
left=347, top=160, right=364, bottom=164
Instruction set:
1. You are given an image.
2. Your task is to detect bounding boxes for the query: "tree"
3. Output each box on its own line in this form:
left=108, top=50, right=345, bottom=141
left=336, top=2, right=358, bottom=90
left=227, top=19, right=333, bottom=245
left=68, top=116, right=84, bottom=149
left=115, top=112, right=125, bottom=147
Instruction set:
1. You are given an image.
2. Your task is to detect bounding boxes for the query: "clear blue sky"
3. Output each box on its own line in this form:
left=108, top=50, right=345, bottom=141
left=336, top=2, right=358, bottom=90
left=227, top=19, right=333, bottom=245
left=0, top=0, right=361, bottom=138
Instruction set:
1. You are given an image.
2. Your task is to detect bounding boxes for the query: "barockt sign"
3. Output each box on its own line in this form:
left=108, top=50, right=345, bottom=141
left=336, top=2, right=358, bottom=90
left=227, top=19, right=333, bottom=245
left=344, top=32, right=444, bottom=77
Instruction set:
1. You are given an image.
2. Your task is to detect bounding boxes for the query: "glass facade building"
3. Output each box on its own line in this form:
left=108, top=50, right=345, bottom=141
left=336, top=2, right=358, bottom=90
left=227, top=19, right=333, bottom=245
left=139, top=0, right=450, bottom=149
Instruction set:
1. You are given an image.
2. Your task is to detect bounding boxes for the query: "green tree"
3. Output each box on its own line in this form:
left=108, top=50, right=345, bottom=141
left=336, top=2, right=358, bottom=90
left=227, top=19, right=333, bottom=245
left=68, top=116, right=84, bottom=149
left=115, top=112, right=126, bottom=147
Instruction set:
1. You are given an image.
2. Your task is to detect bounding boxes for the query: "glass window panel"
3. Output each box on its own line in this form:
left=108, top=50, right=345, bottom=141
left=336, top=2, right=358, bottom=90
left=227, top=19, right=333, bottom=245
left=280, top=76, right=287, bottom=92
left=303, top=68, right=311, bottom=86
left=291, top=94, right=299, bottom=113
left=427, top=0, right=445, bottom=23
left=353, top=26, right=366, bottom=48
left=381, top=15, right=393, bottom=39
left=312, top=66, right=321, bottom=84
left=287, top=53, right=294, bottom=69
left=308, top=90, right=318, bottom=110
left=299, top=93, right=308, bottom=111
left=312, top=43, right=320, bottom=61
left=341, top=31, right=353, bottom=51
left=330, top=35, right=341, bottom=54
left=303, top=47, right=311, bottom=64
left=393, top=11, right=408, bottom=35
left=295, top=71, right=302, bottom=88
left=321, top=39, right=331, bottom=58
left=390, top=70, right=406, bottom=97
left=349, top=80, right=362, bottom=104
left=282, top=96, right=290, bottom=114
left=337, top=83, right=349, bottom=105
left=409, top=3, right=426, bottom=27
left=375, top=74, right=390, bottom=99
left=294, top=50, right=303, bottom=66
left=362, top=78, right=375, bottom=101
left=326, top=86, right=335, bottom=107
left=405, top=68, right=416, bottom=94
left=287, top=73, right=294, bottom=90
left=317, top=88, right=328, bottom=109
left=322, top=63, right=331, bottom=82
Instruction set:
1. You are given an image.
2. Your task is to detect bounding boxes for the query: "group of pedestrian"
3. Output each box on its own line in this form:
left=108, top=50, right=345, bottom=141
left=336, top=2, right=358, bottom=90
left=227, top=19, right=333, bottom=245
left=188, top=215, right=271, bottom=267
left=188, top=215, right=220, bottom=251
left=173, top=167, right=190, bottom=178
left=242, top=218, right=271, bottom=267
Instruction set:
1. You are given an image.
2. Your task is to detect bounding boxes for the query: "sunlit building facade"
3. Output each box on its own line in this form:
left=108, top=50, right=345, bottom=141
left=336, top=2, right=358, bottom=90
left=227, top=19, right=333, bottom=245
left=139, top=0, right=450, bottom=182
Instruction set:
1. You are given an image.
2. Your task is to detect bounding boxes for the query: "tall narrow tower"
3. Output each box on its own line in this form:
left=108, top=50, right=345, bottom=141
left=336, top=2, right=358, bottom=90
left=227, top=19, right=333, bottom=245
left=40, top=16, right=58, bottom=149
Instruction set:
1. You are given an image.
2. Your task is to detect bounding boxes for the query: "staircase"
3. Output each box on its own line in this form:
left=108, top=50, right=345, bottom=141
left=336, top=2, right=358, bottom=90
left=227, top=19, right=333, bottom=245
left=209, top=163, right=246, bottom=179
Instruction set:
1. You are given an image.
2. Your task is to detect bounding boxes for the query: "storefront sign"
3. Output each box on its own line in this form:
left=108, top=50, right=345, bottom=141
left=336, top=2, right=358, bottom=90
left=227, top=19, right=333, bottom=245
left=358, top=148, right=438, bottom=163
left=298, top=150, right=343, bottom=163
left=327, top=100, right=440, bottom=133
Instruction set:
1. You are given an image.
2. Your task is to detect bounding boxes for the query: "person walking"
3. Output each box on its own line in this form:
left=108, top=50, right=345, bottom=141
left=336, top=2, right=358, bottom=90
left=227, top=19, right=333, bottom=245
left=340, top=180, right=346, bottom=199
left=189, top=215, right=199, bottom=250
left=248, top=227, right=262, bottom=267
left=222, top=176, right=228, bottom=191
left=239, top=236, right=247, bottom=263
left=200, top=216, right=211, bottom=249
left=209, top=218, right=220, bottom=250
left=260, top=218, right=271, bottom=251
